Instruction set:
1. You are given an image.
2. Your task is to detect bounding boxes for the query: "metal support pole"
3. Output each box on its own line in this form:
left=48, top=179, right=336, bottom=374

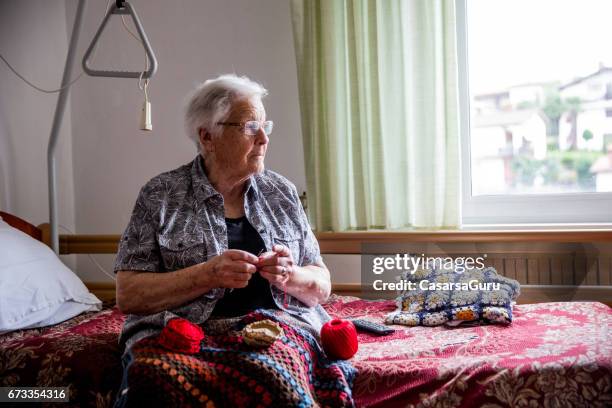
left=48, top=0, right=86, bottom=254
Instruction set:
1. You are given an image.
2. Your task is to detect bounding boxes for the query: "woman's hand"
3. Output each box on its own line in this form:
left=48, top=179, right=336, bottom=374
left=257, top=244, right=294, bottom=287
left=206, top=249, right=259, bottom=288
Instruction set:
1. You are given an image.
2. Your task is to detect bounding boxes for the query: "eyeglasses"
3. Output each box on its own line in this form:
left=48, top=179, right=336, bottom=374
left=217, top=120, right=274, bottom=136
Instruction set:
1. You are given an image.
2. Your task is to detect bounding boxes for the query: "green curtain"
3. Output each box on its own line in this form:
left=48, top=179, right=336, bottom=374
left=290, top=0, right=460, bottom=231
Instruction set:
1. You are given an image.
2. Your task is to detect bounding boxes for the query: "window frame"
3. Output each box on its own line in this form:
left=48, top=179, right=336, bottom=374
left=455, top=0, right=612, bottom=226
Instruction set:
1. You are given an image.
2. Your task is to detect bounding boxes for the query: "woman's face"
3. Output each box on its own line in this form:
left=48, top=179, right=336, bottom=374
left=204, top=98, right=269, bottom=179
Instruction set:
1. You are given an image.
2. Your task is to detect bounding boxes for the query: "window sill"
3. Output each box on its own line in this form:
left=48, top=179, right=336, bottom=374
left=315, top=228, right=612, bottom=254
left=460, top=223, right=612, bottom=231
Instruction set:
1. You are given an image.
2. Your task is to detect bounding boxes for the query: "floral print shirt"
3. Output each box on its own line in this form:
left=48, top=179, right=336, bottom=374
left=114, top=155, right=329, bottom=351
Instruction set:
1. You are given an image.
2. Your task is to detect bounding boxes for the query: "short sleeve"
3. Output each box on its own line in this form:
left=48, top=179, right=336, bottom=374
left=292, top=187, right=323, bottom=267
left=114, top=186, right=162, bottom=273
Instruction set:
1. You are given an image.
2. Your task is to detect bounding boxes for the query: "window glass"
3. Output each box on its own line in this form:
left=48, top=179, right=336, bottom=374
left=467, top=0, right=612, bottom=195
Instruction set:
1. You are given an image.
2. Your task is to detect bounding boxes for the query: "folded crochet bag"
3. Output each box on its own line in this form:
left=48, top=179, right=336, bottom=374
left=385, top=266, right=521, bottom=327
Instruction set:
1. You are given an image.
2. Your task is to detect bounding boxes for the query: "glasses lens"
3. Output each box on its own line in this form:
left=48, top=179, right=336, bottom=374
left=262, top=121, right=273, bottom=135
left=244, top=121, right=259, bottom=135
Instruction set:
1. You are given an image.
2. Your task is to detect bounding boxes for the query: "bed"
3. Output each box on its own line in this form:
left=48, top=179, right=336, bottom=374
left=1, top=212, right=611, bottom=407
left=2, top=295, right=611, bottom=407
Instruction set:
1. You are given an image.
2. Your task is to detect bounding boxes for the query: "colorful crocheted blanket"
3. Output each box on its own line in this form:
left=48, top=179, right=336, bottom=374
left=386, top=266, right=521, bottom=327
left=116, top=310, right=356, bottom=407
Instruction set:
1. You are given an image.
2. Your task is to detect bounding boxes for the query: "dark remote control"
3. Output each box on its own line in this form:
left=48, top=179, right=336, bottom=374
left=350, top=319, right=395, bottom=335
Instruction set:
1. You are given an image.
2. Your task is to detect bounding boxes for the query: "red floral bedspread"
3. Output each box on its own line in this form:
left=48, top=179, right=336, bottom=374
left=326, top=295, right=612, bottom=407
left=1, top=297, right=611, bottom=407
left=0, top=306, right=124, bottom=407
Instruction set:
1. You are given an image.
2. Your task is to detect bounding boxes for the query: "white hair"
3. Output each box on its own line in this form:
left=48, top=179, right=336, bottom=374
left=184, top=74, right=268, bottom=151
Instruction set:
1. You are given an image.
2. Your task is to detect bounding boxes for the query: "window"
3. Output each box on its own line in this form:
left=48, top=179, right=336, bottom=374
left=456, top=0, right=612, bottom=224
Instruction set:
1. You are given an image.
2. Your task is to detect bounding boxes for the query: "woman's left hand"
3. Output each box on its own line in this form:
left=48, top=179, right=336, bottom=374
left=257, top=244, right=295, bottom=286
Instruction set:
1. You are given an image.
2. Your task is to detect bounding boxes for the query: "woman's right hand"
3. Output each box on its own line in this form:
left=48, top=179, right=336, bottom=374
left=205, top=249, right=259, bottom=288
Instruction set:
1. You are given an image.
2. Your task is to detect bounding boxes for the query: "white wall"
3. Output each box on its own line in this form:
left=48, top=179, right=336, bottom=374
left=64, top=0, right=306, bottom=281
left=0, top=1, right=363, bottom=286
left=0, top=0, right=77, bottom=268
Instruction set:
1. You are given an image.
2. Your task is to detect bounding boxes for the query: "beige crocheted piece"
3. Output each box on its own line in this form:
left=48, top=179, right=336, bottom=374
left=242, top=319, right=284, bottom=347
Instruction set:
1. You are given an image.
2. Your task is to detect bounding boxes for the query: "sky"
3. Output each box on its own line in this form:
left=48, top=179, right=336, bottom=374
left=467, top=0, right=612, bottom=94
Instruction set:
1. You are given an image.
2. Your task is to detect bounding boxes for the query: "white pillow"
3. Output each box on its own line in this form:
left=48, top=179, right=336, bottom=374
left=0, top=217, right=102, bottom=332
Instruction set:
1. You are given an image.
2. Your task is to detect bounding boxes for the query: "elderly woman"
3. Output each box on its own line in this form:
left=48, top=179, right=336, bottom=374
left=113, top=75, right=354, bottom=407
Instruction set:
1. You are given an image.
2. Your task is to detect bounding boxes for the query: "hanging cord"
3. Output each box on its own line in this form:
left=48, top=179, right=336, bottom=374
left=118, top=11, right=152, bottom=130
left=119, top=12, right=150, bottom=92
left=0, top=54, right=84, bottom=94
left=59, top=224, right=117, bottom=281
left=0, top=0, right=114, bottom=94
left=141, top=78, right=150, bottom=107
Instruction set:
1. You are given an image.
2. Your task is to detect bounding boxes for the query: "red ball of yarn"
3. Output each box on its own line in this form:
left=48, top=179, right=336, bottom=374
left=321, top=319, right=358, bottom=360
left=158, top=318, right=204, bottom=354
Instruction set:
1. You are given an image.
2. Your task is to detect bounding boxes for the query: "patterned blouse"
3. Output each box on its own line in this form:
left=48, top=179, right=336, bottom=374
left=114, top=155, right=330, bottom=351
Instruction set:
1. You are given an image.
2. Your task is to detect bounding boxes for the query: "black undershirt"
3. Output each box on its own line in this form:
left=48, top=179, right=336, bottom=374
left=210, top=216, right=278, bottom=317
